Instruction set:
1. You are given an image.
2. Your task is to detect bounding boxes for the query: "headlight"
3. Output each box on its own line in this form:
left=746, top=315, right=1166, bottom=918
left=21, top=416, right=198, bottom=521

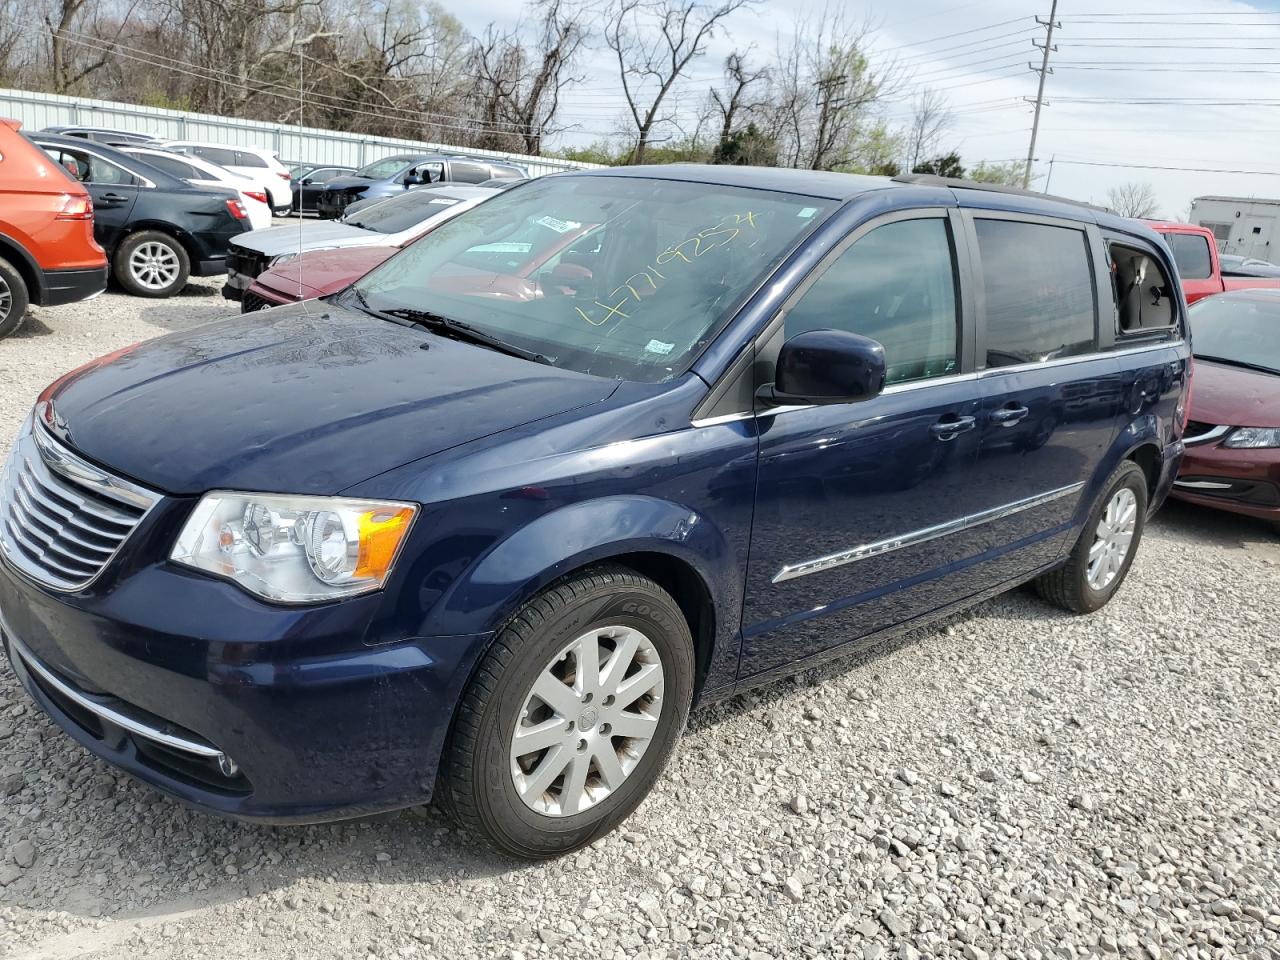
left=1223, top=427, right=1280, bottom=449
left=271, top=247, right=335, bottom=267
left=171, top=492, right=417, bottom=603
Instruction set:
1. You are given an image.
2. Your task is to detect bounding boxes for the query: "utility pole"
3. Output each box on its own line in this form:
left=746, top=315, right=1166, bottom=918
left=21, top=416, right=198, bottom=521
left=1023, top=0, right=1059, bottom=189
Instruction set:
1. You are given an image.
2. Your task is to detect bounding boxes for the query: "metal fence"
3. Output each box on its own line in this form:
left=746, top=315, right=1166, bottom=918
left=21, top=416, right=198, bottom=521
left=0, top=87, right=601, bottom=177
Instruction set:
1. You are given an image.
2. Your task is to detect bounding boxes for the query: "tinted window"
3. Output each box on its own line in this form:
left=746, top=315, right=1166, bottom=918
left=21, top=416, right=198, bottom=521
left=43, top=147, right=138, bottom=186
left=307, top=168, right=342, bottom=183
left=1189, top=294, right=1280, bottom=375
left=975, top=219, right=1096, bottom=367
left=1164, top=232, right=1212, bottom=280
left=356, top=176, right=835, bottom=382
left=450, top=160, right=489, bottom=183
left=345, top=191, right=467, bottom=234
left=140, top=153, right=200, bottom=179
left=235, top=151, right=269, bottom=168
left=192, top=146, right=239, bottom=166
left=356, top=156, right=417, bottom=179
left=786, top=218, right=959, bottom=385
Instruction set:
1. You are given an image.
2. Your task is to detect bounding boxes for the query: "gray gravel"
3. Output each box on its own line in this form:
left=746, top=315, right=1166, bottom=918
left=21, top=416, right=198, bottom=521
left=3, top=289, right=1280, bottom=960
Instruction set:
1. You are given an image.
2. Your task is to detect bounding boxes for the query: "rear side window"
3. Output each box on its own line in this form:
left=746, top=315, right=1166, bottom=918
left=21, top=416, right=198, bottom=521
left=975, top=219, right=1096, bottom=367
left=192, top=146, right=239, bottom=166
left=1163, top=232, right=1212, bottom=280
left=1110, top=242, right=1176, bottom=338
left=142, top=154, right=200, bottom=179
left=785, top=217, right=959, bottom=385
left=234, top=151, right=269, bottom=168
left=449, top=160, right=489, bottom=183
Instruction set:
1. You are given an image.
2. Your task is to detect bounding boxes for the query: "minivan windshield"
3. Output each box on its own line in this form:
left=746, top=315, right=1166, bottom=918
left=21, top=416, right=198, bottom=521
left=355, top=156, right=416, bottom=179
left=345, top=191, right=471, bottom=234
left=352, top=175, right=835, bottom=381
left=1189, top=293, right=1280, bottom=376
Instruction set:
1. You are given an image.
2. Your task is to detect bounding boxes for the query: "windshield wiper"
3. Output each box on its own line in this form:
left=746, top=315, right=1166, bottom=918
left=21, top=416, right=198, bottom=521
left=381, top=307, right=553, bottom=365
left=1195, top=354, right=1280, bottom=377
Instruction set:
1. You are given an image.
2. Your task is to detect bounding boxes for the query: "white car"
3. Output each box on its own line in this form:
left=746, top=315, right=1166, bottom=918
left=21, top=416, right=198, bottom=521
left=158, top=141, right=293, bottom=214
left=120, top=147, right=273, bottom=230
left=222, top=184, right=501, bottom=301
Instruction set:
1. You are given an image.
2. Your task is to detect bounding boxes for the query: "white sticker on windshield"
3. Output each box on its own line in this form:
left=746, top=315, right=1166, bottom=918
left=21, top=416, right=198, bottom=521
left=537, top=215, right=581, bottom=233
left=429, top=198, right=459, bottom=205
left=797, top=207, right=818, bottom=219
left=645, top=339, right=675, bottom=356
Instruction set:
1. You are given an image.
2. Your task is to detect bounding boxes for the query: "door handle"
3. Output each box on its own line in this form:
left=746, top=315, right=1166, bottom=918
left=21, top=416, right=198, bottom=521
left=990, top=404, right=1030, bottom=427
left=100, top=192, right=130, bottom=202
left=929, top=415, right=977, bottom=441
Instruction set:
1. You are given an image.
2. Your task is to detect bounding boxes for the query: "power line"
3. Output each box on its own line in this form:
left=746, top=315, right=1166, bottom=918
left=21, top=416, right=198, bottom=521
left=1053, top=159, right=1280, bottom=176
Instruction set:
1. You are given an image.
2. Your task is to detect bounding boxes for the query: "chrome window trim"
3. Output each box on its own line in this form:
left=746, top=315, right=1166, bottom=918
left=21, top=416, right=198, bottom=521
left=772, top=481, right=1086, bottom=583
left=1182, top=424, right=1230, bottom=447
left=4, top=627, right=225, bottom=761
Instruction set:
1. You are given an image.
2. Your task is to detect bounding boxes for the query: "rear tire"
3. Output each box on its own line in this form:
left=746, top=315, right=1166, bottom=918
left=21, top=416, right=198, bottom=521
left=114, top=231, right=190, bottom=298
left=0, top=256, right=29, bottom=340
left=440, top=564, right=694, bottom=859
left=1035, top=460, right=1148, bottom=614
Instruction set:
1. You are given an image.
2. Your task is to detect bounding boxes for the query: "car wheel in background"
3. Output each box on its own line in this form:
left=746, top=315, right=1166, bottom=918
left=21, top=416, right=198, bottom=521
left=115, top=231, right=190, bottom=298
left=440, top=564, right=694, bottom=859
left=0, top=256, right=30, bottom=340
left=1035, top=460, right=1148, bottom=614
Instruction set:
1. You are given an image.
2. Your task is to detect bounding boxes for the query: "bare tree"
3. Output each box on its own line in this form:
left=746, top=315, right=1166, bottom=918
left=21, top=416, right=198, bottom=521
left=470, top=0, right=586, bottom=154
left=905, top=88, right=951, bottom=172
left=709, top=50, right=767, bottom=145
left=1106, top=181, right=1160, bottom=219
left=604, top=0, right=753, bottom=164
left=44, top=0, right=144, bottom=93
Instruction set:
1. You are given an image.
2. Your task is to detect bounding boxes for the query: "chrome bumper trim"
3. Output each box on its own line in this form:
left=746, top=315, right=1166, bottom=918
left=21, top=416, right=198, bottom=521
left=5, top=627, right=224, bottom=761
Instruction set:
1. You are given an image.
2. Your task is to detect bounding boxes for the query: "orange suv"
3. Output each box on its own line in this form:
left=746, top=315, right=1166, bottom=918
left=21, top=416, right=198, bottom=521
left=0, top=118, right=108, bottom=339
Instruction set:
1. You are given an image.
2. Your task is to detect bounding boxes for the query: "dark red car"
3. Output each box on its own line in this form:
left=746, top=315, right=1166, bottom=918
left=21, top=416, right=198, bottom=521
left=244, top=217, right=598, bottom=312
left=1174, top=289, right=1280, bottom=525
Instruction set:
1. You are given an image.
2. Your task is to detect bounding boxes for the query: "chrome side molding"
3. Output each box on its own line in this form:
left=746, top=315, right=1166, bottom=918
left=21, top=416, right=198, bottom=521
left=772, top=481, right=1086, bottom=583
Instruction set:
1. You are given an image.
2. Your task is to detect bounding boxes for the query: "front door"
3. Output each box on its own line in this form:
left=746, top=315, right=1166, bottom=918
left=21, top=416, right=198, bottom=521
left=741, top=211, right=988, bottom=678
left=42, top=144, right=139, bottom=253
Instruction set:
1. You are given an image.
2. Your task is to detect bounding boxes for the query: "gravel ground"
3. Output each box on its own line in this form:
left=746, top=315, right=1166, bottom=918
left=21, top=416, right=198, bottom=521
left=2, top=289, right=1280, bottom=960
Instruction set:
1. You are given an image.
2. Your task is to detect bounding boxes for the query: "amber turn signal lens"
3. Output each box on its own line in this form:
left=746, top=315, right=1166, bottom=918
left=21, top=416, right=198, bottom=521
left=354, top=507, right=415, bottom=579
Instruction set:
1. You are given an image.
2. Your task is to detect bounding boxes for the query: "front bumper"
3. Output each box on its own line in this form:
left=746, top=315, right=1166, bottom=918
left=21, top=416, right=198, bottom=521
left=1170, top=438, right=1280, bottom=520
left=0, top=555, right=487, bottom=823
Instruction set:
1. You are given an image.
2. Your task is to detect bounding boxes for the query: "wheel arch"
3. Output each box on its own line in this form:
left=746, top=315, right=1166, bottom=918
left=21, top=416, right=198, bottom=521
left=0, top=232, right=43, bottom=304
left=117, top=221, right=199, bottom=266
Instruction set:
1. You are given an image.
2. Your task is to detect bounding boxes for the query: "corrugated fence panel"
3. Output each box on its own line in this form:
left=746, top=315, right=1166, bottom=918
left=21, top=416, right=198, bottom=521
left=0, top=87, right=602, bottom=177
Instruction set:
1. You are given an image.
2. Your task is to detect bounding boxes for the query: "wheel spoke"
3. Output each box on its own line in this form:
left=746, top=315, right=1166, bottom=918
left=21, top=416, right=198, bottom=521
left=512, top=717, right=569, bottom=757
left=574, top=632, right=602, bottom=698
left=614, top=662, right=662, bottom=708
left=610, top=710, right=659, bottom=741
left=532, top=672, right=579, bottom=719
left=559, top=753, right=591, bottom=815
left=520, top=743, right=571, bottom=798
left=593, top=743, right=628, bottom=790
left=599, top=628, right=641, bottom=695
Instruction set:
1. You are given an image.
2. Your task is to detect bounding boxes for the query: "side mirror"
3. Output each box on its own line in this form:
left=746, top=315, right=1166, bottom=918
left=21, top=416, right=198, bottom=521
left=403, top=174, right=421, bottom=187
left=758, top=329, right=887, bottom=407
left=301, top=177, right=313, bottom=185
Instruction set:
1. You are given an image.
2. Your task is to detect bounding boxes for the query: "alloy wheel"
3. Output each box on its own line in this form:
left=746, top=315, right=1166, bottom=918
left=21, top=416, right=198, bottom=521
left=510, top=625, right=665, bottom=817
left=1087, top=487, right=1138, bottom=590
left=0, top=275, right=10, bottom=322
left=128, top=241, right=180, bottom=291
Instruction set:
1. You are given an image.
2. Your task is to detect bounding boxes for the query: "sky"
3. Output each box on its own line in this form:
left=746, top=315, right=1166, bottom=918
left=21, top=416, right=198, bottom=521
left=448, top=0, right=1280, bottom=220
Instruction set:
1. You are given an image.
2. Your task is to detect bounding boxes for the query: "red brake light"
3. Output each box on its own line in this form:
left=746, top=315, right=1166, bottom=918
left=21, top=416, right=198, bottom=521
left=245, top=191, right=268, bottom=204
left=226, top=198, right=249, bottom=220
left=55, top=195, right=93, bottom=220
left=276, top=171, right=291, bottom=180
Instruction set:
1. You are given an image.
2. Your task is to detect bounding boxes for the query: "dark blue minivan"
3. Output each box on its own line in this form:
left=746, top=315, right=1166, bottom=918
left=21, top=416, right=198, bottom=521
left=0, top=167, right=1188, bottom=858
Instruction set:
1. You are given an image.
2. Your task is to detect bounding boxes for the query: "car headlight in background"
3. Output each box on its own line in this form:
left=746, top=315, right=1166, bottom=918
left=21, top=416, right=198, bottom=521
left=171, top=493, right=417, bottom=603
left=271, top=247, right=335, bottom=267
left=1223, top=427, right=1280, bottom=449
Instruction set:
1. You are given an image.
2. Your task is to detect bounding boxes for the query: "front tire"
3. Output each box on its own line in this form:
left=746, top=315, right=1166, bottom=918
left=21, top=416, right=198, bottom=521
left=1035, top=460, right=1148, bottom=613
left=440, top=565, right=694, bottom=859
left=114, top=231, right=190, bottom=298
left=0, top=256, right=30, bottom=340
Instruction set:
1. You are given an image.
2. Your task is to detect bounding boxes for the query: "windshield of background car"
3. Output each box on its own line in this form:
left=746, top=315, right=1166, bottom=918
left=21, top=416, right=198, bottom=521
left=346, top=191, right=469, bottom=234
left=1189, top=295, right=1280, bottom=375
left=356, top=157, right=414, bottom=179
left=354, top=175, right=836, bottom=382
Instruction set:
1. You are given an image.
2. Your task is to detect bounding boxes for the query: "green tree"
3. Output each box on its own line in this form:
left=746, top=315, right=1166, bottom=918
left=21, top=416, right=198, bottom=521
left=969, top=160, right=1024, bottom=186
left=912, top=151, right=964, bottom=179
left=710, top=122, right=779, bottom=166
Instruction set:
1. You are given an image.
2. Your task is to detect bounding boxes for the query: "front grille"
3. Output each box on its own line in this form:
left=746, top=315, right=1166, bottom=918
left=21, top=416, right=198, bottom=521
left=240, top=290, right=272, bottom=313
left=0, top=422, right=158, bottom=590
left=226, top=245, right=269, bottom=282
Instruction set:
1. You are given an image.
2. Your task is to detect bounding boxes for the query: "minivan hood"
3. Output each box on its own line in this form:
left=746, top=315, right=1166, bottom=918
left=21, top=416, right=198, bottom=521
left=235, top=222, right=382, bottom=258
left=46, top=302, right=620, bottom=496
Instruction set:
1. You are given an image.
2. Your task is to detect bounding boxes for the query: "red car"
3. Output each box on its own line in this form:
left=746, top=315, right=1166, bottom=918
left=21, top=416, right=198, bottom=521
left=1174, top=289, right=1280, bottom=525
left=244, top=217, right=598, bottom=312
left=1146, top=221, right=1280, bottom=304
left=0, top=118, right=107, bottom=339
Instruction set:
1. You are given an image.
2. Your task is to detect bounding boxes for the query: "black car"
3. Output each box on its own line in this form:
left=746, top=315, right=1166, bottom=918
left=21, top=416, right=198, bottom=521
left=315, top=154, right=526, bottom=219
left=31, top=134, right=252, bottom=298
left=291, top=165, right=356, bottom=213
left=1220, top=254, right=1280, bottom=279
left=40, top=126, right=160, bottom=146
